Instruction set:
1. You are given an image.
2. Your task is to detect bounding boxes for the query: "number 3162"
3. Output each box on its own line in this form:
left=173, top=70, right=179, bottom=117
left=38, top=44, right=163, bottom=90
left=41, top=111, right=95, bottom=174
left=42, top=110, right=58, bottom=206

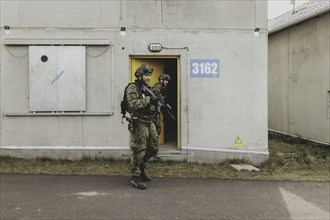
left=191, top=62, right=218, bottom=75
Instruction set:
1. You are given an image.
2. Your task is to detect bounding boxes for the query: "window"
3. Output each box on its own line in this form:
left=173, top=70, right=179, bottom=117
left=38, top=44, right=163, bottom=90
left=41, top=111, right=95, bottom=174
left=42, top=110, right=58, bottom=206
left=29, top=46, right=86, bottom=112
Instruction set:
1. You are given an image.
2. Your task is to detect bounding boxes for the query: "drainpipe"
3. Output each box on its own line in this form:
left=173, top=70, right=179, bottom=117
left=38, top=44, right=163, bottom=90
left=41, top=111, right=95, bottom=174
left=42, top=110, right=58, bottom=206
left=186, top=47, right=190, bottom=161
left=110, top=44, right=114, bottom=114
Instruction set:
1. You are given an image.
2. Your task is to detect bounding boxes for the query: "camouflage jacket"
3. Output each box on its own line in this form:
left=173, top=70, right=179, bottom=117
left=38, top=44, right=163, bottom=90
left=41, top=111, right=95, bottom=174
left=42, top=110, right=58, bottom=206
left=152, top=82, right=167, bottom=100
left=126, top=80, right=157, bottom=123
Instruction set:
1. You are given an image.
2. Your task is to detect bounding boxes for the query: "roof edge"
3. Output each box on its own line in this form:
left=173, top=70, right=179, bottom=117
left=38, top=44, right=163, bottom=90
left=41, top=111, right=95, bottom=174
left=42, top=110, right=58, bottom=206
left=268, top=7, right=330, bottom=35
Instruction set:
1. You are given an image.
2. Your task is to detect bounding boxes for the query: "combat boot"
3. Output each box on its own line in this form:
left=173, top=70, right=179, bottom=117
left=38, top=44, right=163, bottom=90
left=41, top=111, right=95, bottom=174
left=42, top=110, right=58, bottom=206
left=131, top=177, right=147, bottom=190
left=140, top=165, right=151, bottom=182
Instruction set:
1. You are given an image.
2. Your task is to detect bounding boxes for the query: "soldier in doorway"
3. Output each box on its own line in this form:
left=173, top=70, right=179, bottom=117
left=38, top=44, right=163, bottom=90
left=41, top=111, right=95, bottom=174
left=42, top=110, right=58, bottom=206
left=153, top=74, right=171, bottom=101
left=152, top=74, right=171, bottom=135
left=125, top=64, right=159, bottom=190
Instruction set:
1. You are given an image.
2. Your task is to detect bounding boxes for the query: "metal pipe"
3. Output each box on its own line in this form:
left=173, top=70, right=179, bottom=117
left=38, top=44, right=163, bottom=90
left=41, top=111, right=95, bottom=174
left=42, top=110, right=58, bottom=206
left=181, top=146, right=269, bottom=156
left=0, top=146, right=129, bottom=150
left=185, top=47, right=190, bottom=161
left=268, top=129, right=330, bottom=146
left=4, top=112, right=114, bottom=116
left=110, top=43, right=114, bottom=114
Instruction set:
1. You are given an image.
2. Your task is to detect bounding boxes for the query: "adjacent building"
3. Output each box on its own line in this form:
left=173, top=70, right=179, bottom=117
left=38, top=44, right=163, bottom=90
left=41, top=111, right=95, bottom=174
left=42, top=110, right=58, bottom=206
left=268, top=1, right=330, bottom=145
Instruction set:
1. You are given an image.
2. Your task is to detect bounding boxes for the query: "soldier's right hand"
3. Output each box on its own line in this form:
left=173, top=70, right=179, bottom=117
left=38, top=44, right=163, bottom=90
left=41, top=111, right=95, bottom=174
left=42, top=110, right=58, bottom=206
left=145, top=96, right=151, bottom=101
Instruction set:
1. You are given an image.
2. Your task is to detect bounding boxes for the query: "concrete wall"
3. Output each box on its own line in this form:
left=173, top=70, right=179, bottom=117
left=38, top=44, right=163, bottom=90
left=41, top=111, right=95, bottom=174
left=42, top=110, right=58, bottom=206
left=0, top=1, right=268, bottom=164
left=268, top=12, right=330, bottom=144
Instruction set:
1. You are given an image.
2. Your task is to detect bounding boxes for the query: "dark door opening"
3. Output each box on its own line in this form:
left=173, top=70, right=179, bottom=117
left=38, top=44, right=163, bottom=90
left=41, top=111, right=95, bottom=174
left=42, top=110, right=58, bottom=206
left=163, top=58, right=178, bottom=146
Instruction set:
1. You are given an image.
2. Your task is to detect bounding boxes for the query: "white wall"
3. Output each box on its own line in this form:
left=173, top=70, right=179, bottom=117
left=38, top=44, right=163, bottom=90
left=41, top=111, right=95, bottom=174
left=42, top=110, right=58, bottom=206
left=0, top=0, right=269, bottom=163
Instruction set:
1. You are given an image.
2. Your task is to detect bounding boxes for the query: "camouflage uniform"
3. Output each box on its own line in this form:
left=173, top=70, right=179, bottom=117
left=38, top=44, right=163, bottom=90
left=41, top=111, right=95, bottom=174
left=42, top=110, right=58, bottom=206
left=153, top=82, right=167, bottom=101
left=152, top=83, right=164, bottom=134
left=126, top=80, right=159, bottom=179
left=152, top=74, right=170, bottom=134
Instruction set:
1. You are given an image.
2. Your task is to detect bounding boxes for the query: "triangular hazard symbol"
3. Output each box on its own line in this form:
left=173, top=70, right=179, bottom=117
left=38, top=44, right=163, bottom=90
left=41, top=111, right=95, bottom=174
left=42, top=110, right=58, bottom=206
left=234, top=137, right=243, bottom=147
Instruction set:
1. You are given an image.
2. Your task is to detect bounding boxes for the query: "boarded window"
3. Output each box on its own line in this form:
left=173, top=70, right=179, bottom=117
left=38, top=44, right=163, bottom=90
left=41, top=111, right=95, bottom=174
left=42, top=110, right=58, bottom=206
left=29, top=46, right=86, bottom=112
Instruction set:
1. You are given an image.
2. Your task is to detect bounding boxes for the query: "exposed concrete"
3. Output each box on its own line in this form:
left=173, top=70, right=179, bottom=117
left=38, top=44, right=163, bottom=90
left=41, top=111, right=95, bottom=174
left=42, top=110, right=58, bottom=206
left=0, top=1, right=268, bottom=164
left=183, top=147, right=268, bottom=165
left=230, top=164, right=260, bottom=172
left=268, top=12, right=330, bottom=144
left=0, top=145, right=268, bottom=165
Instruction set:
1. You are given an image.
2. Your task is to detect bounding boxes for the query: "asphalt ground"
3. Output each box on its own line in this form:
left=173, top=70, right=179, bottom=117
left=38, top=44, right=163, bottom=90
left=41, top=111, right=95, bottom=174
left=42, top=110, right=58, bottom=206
left=0, top=174, right=329, bottom=220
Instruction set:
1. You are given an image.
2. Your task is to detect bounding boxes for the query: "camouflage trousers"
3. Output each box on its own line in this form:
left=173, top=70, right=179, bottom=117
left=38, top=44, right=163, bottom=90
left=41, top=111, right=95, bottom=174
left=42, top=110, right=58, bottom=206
left=130, top=121, right=159, bottom=178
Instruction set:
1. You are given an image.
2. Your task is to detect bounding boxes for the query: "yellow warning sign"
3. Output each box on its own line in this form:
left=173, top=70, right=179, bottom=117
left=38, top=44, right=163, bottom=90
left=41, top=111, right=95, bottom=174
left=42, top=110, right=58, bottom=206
left=234, top=137, right=243, bottom=147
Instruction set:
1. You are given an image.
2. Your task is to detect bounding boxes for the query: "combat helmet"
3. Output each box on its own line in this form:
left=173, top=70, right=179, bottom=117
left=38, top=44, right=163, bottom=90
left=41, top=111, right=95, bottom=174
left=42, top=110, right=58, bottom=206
left=135, top=64, right=153, bottom=77
left=158, top=74, right=171, bottom=81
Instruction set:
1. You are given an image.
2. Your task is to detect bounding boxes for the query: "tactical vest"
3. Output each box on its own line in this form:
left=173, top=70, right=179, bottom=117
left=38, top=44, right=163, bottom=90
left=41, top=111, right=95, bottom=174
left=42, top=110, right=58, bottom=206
left=121, top=81, right=156, bottom=123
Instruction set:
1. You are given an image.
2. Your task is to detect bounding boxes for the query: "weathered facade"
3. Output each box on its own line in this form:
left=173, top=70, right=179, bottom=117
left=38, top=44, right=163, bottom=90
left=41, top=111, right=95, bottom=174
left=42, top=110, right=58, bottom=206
left=0, top=1, right=268, bottom=164
left=268, top=1, right=330, bottom=145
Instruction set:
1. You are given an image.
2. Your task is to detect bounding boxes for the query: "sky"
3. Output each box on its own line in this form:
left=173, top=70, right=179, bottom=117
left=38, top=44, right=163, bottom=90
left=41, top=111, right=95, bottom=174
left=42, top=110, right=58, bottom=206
left=268, top=0, right=309, bottom=19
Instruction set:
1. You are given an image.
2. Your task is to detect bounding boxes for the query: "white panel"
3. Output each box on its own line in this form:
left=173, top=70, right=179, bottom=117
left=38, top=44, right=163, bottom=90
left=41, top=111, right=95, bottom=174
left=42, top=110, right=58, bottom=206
left=4, top=39, right=111, bottom=46
left=29, top=46, right=86, bottom=111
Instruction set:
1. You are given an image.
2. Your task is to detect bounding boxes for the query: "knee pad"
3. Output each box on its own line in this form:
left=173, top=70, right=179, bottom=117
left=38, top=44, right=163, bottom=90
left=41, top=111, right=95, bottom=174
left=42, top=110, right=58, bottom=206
left=136, top=150, right=146, bottom=161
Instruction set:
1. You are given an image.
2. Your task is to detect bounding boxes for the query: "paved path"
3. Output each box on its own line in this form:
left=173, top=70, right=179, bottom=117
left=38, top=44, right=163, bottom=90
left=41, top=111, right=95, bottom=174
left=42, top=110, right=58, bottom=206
left=1, top=174, right=329, bottom=219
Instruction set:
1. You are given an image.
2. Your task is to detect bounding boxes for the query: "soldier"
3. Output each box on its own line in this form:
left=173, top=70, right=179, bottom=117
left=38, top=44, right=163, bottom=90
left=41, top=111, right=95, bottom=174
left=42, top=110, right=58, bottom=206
left=152, top=74, right=171, bottom=135
left=125, top=64, right=159, bottom=190
left=153, top=74, right=171, bottom=101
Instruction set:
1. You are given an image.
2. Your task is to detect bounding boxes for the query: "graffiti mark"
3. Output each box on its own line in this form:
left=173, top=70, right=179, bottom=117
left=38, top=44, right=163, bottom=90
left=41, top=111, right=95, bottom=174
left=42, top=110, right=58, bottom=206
left=50, top=70, right=64, bottom=84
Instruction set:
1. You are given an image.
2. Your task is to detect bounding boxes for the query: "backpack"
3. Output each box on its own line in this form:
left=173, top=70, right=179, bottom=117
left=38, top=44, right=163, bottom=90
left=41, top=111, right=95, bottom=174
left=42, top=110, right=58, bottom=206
left=120, top=82, right=135, bottom=123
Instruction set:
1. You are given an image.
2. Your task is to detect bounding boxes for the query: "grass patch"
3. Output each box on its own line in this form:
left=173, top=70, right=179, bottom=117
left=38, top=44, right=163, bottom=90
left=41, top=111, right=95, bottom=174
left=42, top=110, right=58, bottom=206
left=1, top=137, right=329, bottom=181
left=0, top=156, right=130, bottom=176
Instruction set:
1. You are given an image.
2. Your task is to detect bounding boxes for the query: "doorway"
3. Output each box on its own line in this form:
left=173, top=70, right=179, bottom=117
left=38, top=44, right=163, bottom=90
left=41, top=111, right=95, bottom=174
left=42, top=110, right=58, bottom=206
left=130, top=56, right=180, bottom=150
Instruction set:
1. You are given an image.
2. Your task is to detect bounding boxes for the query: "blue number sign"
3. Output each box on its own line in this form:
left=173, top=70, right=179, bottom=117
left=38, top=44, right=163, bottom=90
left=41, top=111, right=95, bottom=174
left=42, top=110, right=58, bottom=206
left=190, top=59, right=220, bottom=78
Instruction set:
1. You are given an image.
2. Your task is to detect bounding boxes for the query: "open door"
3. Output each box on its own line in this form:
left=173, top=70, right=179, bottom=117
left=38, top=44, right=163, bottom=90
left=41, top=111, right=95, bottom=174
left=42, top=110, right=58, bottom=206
left=130, top=56, right=179, bottom=150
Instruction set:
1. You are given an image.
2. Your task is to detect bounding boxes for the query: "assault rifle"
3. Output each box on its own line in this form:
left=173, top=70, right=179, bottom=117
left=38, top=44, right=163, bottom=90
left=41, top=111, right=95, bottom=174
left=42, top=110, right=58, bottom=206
left=142, top=84, right=175, bottom=120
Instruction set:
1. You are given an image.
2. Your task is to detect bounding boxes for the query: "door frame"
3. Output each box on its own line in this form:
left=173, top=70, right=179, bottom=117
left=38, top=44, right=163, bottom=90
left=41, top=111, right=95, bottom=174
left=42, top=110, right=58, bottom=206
left=130, top=55, right=181, bottom=150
